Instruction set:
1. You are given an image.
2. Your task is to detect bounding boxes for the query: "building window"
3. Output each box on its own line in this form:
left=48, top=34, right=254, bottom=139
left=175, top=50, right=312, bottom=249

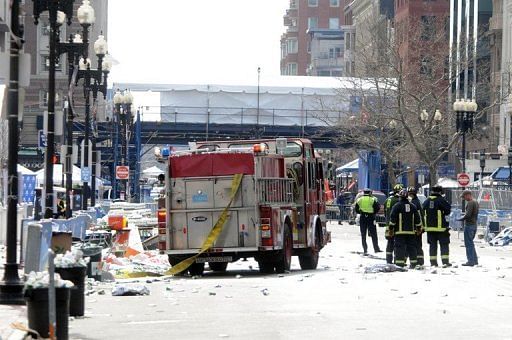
left=287, top=38, right=298, bottom=54
left=329, top=18, right=339, bottom=29
left=329, top=47, right=342, bottom=58
left=308, top=17, right=318, bottom=29
left=287, top=63, right=298, bottom=75
left=281, top=42, right=287, bottom=59
left=318, top=70, right=331, bottom=77
left=41, top=54, right=62, bottom=72
left=421, top=16, right=436, bottom=40
left=39, top=90, right=48, bottom=107
left=290, top=0, right=297, bottom=9
left=420, top=56, right=432, bottom=76
left=330, top=0, right=340, bottom=7
left=308, top=0, right=318, bottom=7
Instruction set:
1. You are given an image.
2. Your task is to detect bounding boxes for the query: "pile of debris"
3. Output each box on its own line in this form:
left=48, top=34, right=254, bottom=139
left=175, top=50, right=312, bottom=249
left=489, top=227, right=512, bottom=247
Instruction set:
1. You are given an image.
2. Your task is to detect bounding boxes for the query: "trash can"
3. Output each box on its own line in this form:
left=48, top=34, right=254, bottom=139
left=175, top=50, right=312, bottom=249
left=81, top=245, right=103, bottom=281
left=55, top=266, right=87, bottom=316
left=25, top=287, right=70, bottom=340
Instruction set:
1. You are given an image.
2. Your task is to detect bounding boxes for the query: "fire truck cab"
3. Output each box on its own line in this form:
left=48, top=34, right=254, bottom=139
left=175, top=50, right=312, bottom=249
left=158, top=138, right=330, bottom=275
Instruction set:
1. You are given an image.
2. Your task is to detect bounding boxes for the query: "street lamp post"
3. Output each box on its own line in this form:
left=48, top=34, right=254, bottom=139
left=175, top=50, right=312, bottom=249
left=479, top=151, right=485, bottom=187
left=113, top=90, right=133, bottom=200
left=59, top=0, right=95, bottom=217
left=33, top=0, right=75, bottom=218
left=508, top=148, right=512, bottom=188
left=454, top=99, right=477, bottom=210
left=75, top=34, right=110, bottom=209
left=0, top=0, right=24, bottom=305
left=454, top=100, right=477, bottom=175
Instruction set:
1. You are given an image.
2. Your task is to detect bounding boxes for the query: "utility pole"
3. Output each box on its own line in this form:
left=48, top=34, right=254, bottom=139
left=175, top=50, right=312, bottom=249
left=0, top=0, right=25, bottom=305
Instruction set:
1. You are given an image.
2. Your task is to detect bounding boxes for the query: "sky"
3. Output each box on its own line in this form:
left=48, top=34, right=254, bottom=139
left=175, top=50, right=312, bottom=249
left=107, top=0, right=289, bottom=86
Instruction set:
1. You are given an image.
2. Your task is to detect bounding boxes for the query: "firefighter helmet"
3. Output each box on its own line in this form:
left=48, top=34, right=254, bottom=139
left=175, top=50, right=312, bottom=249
left=393, top=183, right=404, bottom=193
left=363, top=188, right=372, bottom=195
left=398, top=189, right=408, bottom=198
left=431, top=185, right=443, bottom=193
left=407, top=186, right=417, bottom=195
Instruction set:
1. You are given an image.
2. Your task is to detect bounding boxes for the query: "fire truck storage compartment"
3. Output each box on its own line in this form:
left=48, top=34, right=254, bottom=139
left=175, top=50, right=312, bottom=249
left=185, top=179, right=215, bottom=209
left=170, top=209, right=256, bottom=249
left=171, top=176, right=255, bottom=210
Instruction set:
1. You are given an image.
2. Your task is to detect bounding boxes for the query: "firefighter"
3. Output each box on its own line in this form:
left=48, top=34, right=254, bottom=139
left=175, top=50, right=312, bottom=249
left=408, top=186, right=425, bottom=266
left=389, top=189, right=422, bottom=268
left=422, top=185, right=452, bottom=267
left=355, top=188, right=381, bottom=255
left=383, top=184, right=403, bottom=264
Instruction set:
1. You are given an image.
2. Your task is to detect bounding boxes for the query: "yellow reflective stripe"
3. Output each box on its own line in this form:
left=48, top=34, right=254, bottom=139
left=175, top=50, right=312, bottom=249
left=399, top=213, right=402, bottom=233
left=430, top=256, right=437, bottom=260
left=163, top=173, right=244, bottom=276
left=441, top=255, right=450, bottom=259
left=438, top=210, right=442, bottom=229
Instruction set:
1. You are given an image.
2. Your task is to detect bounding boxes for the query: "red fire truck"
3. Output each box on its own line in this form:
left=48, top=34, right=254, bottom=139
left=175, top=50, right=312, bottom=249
left=157, top=138, right=330, bottom=275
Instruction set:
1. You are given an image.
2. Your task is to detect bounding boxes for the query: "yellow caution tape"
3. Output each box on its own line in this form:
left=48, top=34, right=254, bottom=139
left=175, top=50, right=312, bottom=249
left=162, top=173, right=244, bottom=276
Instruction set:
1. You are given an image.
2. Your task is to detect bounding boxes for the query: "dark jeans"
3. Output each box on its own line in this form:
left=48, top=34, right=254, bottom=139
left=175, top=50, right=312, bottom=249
left=360, top=214, right=380, bottom=253
left=464, top=224, right=478, bottom=265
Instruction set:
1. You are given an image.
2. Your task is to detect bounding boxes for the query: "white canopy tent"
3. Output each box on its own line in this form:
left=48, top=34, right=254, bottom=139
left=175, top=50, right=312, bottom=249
left=421, top=177, right=460, bottom=190
left=336, top=159, right=359, bottom=176
left=35, top=164, right=103, bottom=187
left=142, top=166, right=164, bottom=177
left=18, top=164, right=35, bottom=175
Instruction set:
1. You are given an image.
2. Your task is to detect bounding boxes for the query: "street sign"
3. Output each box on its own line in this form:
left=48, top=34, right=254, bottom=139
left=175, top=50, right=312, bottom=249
left=81, top=167, right=90, bottom=183
left=116, top=166, right=130, bottom=180
left=457, top=173, right=470, bottom=187
left=38, top=130, right=47, bottom=148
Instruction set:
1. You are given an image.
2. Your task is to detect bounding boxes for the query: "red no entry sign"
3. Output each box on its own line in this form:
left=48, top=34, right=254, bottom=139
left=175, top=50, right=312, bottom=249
left=457, top=173, right=470, bottom=187
left=116, top=166, right=130, bottom=180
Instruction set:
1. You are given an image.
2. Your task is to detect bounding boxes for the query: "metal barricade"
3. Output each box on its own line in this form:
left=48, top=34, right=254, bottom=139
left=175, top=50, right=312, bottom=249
left=326, top=204, right=353, bottom=222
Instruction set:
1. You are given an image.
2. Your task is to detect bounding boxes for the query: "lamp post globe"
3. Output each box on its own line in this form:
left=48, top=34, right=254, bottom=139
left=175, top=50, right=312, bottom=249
left=434, top=109, right=442, bottom=121
left=93, top=34, right=108, bottom=56
left=77, top=0, right=95, bottom=25
left=102, top=54, right=113, bottom=72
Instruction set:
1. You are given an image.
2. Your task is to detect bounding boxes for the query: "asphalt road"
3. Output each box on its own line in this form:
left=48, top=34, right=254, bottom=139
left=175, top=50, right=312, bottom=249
left=70, top=222, right=512, bottom=340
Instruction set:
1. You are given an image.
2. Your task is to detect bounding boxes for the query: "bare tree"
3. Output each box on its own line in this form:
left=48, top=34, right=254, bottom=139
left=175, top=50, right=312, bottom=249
left=319, top=13, right=508, bottom=187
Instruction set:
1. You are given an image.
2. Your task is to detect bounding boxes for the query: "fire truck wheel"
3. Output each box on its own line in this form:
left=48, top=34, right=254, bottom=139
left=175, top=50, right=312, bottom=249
left=298, top=225, right=320, bottom=270
left=168, top=256, right=187, bottom=276
left=208, top=262, right=228, bottom=272
left=275, top=223, right=293, bottom=274
left=258, top=261, right=275, bottom=274
left=188, top=262, right=205, bottom=276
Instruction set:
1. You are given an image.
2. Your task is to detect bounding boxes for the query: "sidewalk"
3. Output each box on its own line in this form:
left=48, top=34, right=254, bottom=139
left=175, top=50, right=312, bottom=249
left=0, top=303, right=26, bottom=340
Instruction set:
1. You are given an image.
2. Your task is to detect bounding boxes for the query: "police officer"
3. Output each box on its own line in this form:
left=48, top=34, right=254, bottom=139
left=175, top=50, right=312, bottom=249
left=389, top=189, right=422, bottom=268
left=355, top=188, right=381, bottom=255
left=408, top=186, right=424, bottom=266
left=383, top=184, right=403, bottom=264
left=422, top=185, right=451, bottom=267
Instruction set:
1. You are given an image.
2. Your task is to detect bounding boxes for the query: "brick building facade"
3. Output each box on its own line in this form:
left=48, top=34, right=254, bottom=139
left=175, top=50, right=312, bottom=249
left=281, top=0, right=345, bottom=76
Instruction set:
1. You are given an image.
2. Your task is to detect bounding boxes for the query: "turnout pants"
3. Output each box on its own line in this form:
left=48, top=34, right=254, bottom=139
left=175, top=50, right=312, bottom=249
left=427, top=232, right=450, bottom=266
left=394, top=234, right=417, bottom=268
left=360, top=214, right=380, bottom=253
left=385, top=236, right=394, bottom=264
left=416, top=234, right=424, bottom=265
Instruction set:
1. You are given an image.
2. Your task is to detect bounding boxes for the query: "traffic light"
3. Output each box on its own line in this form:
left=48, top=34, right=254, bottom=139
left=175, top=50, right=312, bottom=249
left=52, top=152, right=61, bottom=164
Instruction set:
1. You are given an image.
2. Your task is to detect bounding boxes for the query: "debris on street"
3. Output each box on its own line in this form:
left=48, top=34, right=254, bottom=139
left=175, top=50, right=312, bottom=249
left=363, top=264, right=408, bottom=274
left=111, top=284, right=150, bottom=296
